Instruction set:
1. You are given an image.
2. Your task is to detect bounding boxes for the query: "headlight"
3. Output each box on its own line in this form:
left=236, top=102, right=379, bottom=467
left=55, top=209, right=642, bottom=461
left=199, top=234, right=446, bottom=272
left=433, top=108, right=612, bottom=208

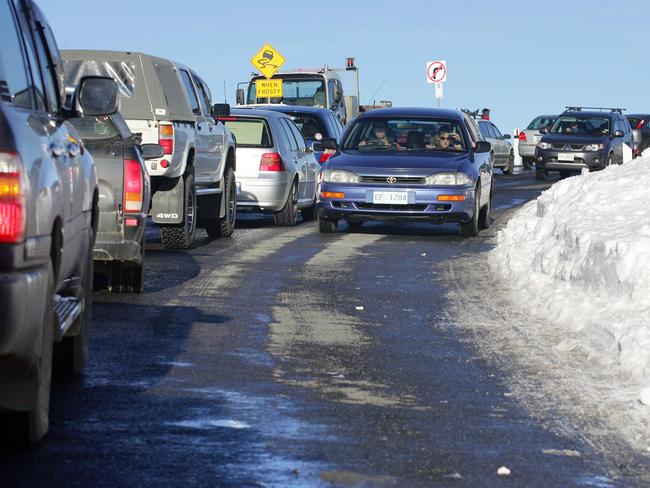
left=425, top=172, right=473, bottom=186
left=584, top=143, right=604, bottom=151
left=538, top=142, right=552, bottom=150
left=321, top=169, right=359, bottom=183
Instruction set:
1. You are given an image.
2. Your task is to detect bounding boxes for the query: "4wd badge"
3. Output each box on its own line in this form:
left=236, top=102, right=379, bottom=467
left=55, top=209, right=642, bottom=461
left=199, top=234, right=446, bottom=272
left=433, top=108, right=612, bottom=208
left=250, top=43, right=286, bottom=80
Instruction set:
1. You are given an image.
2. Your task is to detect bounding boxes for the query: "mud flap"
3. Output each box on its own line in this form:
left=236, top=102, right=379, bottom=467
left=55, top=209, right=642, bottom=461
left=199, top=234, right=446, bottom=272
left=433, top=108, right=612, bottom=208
left=197, top=193, right=220, bottom=222
left=152, top=176, right=184, bottom=224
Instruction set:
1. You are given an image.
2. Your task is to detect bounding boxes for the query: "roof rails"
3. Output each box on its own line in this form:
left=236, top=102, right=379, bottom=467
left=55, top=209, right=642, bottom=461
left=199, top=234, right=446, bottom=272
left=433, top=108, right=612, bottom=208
left=564, top=106, right=625, bottom=113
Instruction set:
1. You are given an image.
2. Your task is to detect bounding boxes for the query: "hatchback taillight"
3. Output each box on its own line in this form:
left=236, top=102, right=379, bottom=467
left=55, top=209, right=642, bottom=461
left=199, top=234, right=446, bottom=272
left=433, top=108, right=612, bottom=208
left=123, top=159, right=143, bottom=213
left=0, top=151, right=24, bottom=243
left=518, top=131, right=527, bottom=142
left=158, top=124, right=174, bottom=155
left=259, top=153, right=284, bottom=172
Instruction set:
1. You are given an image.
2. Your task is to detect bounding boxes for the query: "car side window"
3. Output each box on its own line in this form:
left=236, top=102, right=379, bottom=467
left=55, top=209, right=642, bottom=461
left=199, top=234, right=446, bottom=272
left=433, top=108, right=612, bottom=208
left=0, top=0, right=32, bottom=109
left=490, top=123, right=502, bottom=139
left=279, top=118, right=298, bottom=151
left=10, top=0, right=46, bottom=111
left=329, top=114, right=342, bottom=138
left=287, top=119, right=307, bottom=152
left=463, top=118, right=478, bottom=146
left=192, top=74, right=211, bottom=116
left=478, top=121, right=491, bottom=139
left=179, top=69, right=201, bottom=115
left=29, top=20, right=60, bottom=113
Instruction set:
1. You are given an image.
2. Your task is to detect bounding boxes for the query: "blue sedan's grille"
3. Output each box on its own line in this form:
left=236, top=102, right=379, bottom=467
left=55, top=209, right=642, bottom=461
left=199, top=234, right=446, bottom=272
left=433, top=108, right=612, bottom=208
left=359, top=176, right=426, bottom=185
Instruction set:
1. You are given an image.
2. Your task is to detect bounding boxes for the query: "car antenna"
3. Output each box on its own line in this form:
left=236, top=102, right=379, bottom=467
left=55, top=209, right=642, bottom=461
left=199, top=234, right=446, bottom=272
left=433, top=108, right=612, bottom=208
left=367, top=78, right=388, bottom=106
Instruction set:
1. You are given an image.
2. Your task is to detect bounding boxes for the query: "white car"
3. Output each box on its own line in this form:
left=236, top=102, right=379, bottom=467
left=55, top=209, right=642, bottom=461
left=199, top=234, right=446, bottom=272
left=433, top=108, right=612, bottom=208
left=222, top=109, right=319, bottom=225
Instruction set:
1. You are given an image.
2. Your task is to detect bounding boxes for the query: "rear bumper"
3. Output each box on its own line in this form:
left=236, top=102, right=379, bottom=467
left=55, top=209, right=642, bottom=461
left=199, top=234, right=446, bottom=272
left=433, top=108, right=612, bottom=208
left=236, top=175, right=291, bottom=212
left=518, top=142, right=537, bottom=158
left=0, top=265, right=48, bottom=387
left=94, top=213, right=146, bottom=263
left=318, top=182, right=475, bottom=223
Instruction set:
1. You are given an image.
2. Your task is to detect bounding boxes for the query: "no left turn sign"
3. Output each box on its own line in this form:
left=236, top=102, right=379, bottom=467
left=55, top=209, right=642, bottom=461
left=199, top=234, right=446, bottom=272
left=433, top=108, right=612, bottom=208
left=426, top=60, right=447, bottom=83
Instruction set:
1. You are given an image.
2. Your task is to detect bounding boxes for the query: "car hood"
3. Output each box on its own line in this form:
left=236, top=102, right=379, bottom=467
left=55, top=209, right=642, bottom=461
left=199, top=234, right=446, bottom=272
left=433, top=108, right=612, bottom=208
left=541, top=134, right=608, bottom=144
left=329, top=150, right=469, bottom=177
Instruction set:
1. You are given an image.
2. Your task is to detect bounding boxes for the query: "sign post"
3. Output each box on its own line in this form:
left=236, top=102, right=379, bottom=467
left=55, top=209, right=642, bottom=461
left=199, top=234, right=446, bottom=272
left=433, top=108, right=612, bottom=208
left=426, top=60, right=446, bottom=108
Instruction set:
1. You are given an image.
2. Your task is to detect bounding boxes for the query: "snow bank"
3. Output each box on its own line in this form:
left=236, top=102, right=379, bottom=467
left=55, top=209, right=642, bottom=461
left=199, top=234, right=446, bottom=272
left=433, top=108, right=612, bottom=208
left=491, top=155, right=650, bottom=402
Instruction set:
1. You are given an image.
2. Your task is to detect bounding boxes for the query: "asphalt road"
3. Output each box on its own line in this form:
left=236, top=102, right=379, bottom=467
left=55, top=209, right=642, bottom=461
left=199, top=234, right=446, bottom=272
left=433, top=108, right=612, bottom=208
left=1, top=169, right=648, bottom=487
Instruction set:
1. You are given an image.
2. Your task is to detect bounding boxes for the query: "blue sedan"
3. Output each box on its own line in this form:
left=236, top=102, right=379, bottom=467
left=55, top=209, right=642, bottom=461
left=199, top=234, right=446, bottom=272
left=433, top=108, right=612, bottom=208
left=317, top=108, right=494, bottom=237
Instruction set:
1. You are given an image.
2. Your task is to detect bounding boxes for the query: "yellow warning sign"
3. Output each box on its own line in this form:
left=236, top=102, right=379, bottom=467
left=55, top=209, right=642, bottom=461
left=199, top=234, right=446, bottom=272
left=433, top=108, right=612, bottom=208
left=255, top=79, right=283, bottom=98
left=250, top=43, right=286, bottom=80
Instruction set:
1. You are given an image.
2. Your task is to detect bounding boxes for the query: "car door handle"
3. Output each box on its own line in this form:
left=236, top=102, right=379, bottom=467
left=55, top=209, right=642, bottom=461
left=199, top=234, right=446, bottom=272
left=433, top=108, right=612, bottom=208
left=50, top=142, right=65, bottom=158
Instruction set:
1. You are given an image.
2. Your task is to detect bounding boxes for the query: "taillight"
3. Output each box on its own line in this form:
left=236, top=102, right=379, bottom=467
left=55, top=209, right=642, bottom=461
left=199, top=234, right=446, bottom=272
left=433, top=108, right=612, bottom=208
left=319, top=152, right=334, bottom=163
left=0, top=151, right=24, bottom=243
left=158, top=124, right=174, bottom=155
left=123, top=159, right=143, bottom=213
left=259, top=153, right=284, bottom=171
left=518, top=131, right=527, bottom=142
left=637, top=119, right=646, bottom=130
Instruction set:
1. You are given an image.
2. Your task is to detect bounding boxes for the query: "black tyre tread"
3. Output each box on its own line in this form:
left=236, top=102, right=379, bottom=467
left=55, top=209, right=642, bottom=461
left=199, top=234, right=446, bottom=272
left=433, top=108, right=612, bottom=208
left=503, top=152, right=514, bottom=174
left=318, top=216, right=337, bottom=233
left=160, top=174, right=196, bottom=250
left=216, top=167, right=236, bottom=237
left=274, top=181, right=298, bottom=226
left=460, top=186, right=480, bottom=237
left=301, top=200, right=317, bottom=221
left=479, top=188, right=492, bottom=230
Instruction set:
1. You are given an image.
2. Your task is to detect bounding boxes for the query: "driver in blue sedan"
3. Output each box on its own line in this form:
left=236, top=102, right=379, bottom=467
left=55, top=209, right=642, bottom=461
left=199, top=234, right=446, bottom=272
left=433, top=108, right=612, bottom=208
left=358, top=120, right=394, bottom=148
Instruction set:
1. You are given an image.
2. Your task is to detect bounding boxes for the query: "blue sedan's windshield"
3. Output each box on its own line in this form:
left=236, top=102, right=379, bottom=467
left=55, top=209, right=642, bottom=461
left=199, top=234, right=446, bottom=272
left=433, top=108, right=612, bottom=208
left=342, top=117, right=467, bottom=152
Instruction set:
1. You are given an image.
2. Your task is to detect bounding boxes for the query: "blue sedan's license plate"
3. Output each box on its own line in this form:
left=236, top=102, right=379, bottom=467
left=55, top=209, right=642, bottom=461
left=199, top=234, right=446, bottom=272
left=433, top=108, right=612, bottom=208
left=373, top=191, right=408, bottom=204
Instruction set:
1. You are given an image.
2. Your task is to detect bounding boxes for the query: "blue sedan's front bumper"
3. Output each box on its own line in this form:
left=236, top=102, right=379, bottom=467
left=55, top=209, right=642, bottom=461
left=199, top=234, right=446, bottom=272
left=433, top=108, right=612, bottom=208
left=318, top=182, right=476, bottom=223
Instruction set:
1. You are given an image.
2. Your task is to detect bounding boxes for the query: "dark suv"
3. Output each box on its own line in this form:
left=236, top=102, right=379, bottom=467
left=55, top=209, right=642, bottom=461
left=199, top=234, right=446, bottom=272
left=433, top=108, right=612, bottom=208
left=0, top=0, right=118, bottom=444
left=535, top=107, right=634, bottom=179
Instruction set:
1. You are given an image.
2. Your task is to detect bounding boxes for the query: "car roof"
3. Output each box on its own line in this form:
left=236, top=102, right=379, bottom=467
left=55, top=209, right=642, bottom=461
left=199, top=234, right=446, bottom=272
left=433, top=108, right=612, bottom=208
left=626, top=114, right=650, bottom=118
left=561, top=111, right=615, bottom=118
left=357, top=107, right=463, bottom=119
left=244, top=105, right=333, bottom=116
left=532, top=114, right=557, bottom=119
left=230, top=108, right=290, bottom=120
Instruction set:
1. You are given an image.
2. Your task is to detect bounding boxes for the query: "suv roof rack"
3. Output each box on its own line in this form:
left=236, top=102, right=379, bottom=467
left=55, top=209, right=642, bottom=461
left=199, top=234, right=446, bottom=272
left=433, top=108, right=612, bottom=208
left=564, top=106, right=625, bottom=113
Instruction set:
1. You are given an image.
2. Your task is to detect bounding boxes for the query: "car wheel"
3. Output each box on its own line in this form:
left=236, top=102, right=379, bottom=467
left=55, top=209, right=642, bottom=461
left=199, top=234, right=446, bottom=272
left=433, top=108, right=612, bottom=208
left=216, top=167, right=236, bottom=237
left=318, top=215, right=338, bottom=233
left=301, top=197, right=317, bottom=221
left=478, top=186, right=492, bottom=230
left=605, top=154, right=613, bottom=169
left=522, top=157, right=533, bottom=169
left=503, top=152, right=514, bottom=174
left=160, top=173, right=197, bottom=249
left=535, top=167, right=546, bottom=180
left=274, top=180, right=298, bottom=226
left=460, top=185, right=480, bottom=237
left=56, top=239, right=93, bottom=375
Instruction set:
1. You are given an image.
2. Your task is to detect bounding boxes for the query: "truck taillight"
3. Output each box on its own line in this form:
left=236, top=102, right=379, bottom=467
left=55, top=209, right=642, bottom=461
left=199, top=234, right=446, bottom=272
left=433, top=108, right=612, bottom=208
left=0, top=151, right=24, bottom=243
left=518, top=131, right=527, bottom=142
left=158, top=124, right=174, bottom=155
left=259, top=153, right=284, bottom=171
left=319, top=152, right=334, bottom=163
left=123, top=159, right=143, bottom=213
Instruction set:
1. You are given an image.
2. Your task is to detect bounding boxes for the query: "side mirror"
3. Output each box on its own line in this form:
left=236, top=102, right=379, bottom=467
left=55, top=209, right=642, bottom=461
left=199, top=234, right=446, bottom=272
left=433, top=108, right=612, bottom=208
left=211, top=103, right=231, bottom=118
left=310, top=141, right=324, bottom=152
left=502, top=134, right=511, bottom=140
left=236, top=88, right=245, bottom=106
left=614, top=130, right=625, bottom=138
left=321, top=138, right=338, bottom=151
left=140, top=143, right=165, bottom=160
left=475, top=141, right=491, bottom=153
left=540, top=127, right=549, bottom=134
left=77, top=76, right=118, bottom=116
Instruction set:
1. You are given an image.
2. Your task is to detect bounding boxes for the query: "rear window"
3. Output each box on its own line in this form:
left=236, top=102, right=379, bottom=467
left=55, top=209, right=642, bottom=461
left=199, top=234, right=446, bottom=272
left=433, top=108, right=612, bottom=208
left=223, top=118, right=272, bottom=148
left=70, top=116, right=120, bottom=140
left=284, top=112, right=326, bottom=141
left=527, top=116, right=555, bottom=130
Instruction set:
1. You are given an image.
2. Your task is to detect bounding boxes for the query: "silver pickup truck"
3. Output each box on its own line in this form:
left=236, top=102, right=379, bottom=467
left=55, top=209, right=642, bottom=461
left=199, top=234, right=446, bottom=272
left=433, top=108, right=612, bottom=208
left=62, top=50, right=237, bottom=249
left=0, top=0, right=118, bottom=444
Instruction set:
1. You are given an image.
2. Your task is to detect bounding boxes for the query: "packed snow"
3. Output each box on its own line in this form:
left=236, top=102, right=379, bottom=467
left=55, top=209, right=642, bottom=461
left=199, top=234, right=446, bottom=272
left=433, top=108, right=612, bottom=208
left=491, top=153, right=650, bottom=408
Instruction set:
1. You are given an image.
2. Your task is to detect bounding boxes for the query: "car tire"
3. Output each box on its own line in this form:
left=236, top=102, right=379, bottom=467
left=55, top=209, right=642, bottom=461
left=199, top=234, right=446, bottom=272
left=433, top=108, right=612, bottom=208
left=318, top=216, right=338, bottom=233
left=503, top=152, right=514, bottom=174
left=460, top=185, right=481, bottom=238
left=522, top=157, right=533, bottom=169
left=478, top=186, right=492, bottom=230
left=211, top=167, right=236, bottom=238
left=274, top=180, right=298, bottom=226
left=301, top=197, right=317, bottom=221
left=535, top=167, right=547, bottom=180
left=56, top=239, right=93, bottom=375
left=605, top=154, right=613, bottom=169
left=160, top=173, right=196, bottom=249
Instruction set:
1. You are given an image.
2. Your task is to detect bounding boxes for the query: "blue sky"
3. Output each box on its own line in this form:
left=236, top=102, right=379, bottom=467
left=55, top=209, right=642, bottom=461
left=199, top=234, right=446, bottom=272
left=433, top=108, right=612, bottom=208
left=41, top=0, right=649, bottom=133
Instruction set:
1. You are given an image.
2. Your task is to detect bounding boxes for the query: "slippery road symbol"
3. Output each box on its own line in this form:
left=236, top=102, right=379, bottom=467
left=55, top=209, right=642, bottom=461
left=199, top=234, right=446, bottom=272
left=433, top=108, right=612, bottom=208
left=257, top=50, right=277, bottom=69
left=250, top=43, right=286, bottom=79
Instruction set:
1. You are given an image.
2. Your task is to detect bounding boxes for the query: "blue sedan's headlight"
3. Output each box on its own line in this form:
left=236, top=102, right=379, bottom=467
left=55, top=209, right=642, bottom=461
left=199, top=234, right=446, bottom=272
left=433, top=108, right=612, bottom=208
left=425, top=172, right=473, bottom=186
left=322, top=169, right=359, bottom=183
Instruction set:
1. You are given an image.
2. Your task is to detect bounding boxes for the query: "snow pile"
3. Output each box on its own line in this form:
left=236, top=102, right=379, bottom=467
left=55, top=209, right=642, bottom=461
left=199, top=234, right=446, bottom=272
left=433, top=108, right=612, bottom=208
left=491, top=155, right=650, bottom=402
